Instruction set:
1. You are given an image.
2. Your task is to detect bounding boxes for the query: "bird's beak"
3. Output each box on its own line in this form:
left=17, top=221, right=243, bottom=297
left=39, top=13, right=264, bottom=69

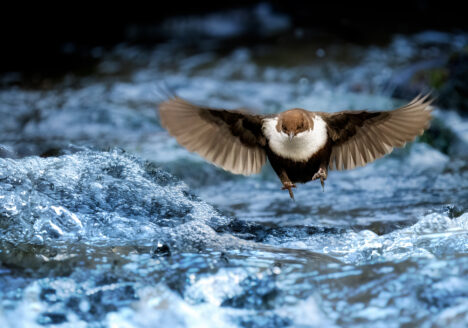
left=288, top=132, right=294, bottom=141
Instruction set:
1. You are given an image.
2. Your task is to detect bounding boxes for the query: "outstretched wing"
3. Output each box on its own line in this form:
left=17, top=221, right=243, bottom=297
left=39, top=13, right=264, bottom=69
left=321, top=94, right=433, bottom=171
left=158, top=97, right=267, bottom=175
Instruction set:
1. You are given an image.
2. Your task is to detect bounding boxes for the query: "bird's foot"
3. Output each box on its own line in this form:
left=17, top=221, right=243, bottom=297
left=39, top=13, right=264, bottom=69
left=312, top=168, right=327, bottom=192
left=281, top=182, right=296, bottom=200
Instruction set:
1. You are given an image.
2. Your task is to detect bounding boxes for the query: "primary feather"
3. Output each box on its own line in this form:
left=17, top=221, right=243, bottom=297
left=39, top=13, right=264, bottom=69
left=159, top=97, right=267, bottom=175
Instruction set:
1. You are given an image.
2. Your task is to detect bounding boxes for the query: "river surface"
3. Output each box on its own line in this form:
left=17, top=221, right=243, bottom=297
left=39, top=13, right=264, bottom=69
left=1, top=30, right=468, bottom=327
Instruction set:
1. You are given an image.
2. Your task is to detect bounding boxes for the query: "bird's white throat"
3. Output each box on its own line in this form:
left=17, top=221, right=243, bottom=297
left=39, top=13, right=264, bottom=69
left=262, top=116, right=328, bottom=161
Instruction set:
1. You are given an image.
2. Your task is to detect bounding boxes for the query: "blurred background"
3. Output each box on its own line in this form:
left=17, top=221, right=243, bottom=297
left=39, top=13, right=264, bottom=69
left=1, top=1, right=468, bottom=328
left=3, top=1, right=468, bottom=89
left=1, top=0, right=468, bottom=157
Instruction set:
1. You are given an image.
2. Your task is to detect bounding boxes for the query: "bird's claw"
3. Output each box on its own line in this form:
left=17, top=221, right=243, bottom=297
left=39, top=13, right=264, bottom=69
left=312, top=168, right=327, bottom=192
left=281, top=182, right=296, bottom=200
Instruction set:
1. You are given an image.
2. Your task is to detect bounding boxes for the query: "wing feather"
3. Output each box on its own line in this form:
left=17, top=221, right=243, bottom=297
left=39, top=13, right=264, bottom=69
left=159, top=97, right=267, bottom=175
left=322, top=95, right=433, bottom=171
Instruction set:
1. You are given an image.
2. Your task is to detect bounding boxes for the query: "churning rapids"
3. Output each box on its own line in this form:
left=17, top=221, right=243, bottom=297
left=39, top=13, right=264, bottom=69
left=1, top=30, right=468, bottom=327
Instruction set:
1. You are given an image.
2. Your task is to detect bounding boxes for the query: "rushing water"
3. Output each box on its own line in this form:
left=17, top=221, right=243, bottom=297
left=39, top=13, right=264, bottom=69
left=1, top=30, right=468, bottom=327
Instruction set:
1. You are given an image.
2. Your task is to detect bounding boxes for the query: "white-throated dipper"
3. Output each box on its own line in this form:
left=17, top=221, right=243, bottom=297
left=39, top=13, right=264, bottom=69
left=159, top=94, right=432, bottom=199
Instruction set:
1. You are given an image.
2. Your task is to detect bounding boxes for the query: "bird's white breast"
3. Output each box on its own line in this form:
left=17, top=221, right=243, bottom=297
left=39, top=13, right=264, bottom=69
left=262, top=116, right=328, bottom=161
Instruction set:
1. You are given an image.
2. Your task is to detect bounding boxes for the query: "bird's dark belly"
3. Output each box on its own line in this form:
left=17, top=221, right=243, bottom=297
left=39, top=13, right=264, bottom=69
left=266, top=149, right=326, bottom=183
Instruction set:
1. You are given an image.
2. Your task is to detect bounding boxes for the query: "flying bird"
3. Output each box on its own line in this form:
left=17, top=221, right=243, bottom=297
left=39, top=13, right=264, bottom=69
left=158, top=94, right=432, bottom=199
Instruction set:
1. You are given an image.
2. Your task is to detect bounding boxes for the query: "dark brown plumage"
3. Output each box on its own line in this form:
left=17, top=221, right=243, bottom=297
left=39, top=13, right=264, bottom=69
left=158, top=94, right=433, bottom=199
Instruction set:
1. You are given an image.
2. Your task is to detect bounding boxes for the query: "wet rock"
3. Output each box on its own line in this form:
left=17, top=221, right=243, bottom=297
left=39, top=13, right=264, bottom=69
left=418, top=117, right=458, bottom=155
left=222, top=274, right=282, bottom=310
left=37, top=312, right=67, bottom=325
left=152, top=243, right=171, bottom=257
left=438, top=52, right=468, bottom=114
left=389, top=49, right=468, bottom=116
left=445, top=204, right=465, bottom=219
left=217, top=219, right=273, bottom=242
left=388, top=58, right=446, bottom=100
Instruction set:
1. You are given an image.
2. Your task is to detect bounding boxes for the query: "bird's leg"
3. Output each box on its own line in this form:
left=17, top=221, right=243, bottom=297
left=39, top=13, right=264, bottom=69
left=312, top=164, right=328, bottom=191
left=279, top=170, right=296, bottom=200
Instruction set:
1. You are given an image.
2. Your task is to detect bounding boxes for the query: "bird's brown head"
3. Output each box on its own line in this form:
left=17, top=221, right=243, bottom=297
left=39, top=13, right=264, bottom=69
left=276, top=109, right=314, bottom=140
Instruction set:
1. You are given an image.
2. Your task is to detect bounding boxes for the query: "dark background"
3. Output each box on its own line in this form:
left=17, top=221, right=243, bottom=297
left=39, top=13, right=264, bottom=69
left=2, top=0, right=467, bottom=76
